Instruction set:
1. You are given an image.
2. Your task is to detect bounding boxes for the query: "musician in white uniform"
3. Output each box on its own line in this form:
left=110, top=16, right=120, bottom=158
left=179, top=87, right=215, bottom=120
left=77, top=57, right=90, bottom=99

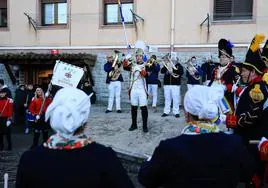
left=160, top=57, right=184, bottom=118
left=123, top=48, right=149, bottom=133
left=104, top=52, right=123, bottom=113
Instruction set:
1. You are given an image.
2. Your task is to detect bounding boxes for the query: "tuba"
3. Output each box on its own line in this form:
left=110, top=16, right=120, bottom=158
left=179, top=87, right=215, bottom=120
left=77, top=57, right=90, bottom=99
left=185, top=58, right=200, bottom=80
left=161, top=53, right=180, bottom=78
left=108, top=51, right=122, bottom=81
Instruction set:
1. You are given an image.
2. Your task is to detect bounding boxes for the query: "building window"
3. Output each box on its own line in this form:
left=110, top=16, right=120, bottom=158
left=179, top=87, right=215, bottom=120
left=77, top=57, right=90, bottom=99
left=41, top=0, right=67, bottom=26
left=104, top=0, right=133, bottom=25
left=213, top=0, right=253, bottom=21
left=0, top=0, right=7, bottom=27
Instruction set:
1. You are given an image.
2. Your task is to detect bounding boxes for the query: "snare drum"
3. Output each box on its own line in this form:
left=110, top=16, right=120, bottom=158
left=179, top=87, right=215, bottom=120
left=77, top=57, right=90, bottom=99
left=26, top=110, right=35, bottom=122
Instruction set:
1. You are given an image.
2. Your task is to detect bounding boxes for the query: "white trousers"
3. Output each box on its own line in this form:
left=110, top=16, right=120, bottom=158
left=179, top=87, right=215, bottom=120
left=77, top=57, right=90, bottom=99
left=107, top=81, right=121, bottom=110
left=187, top=84, right=197, bottom=91
left=163, top=85, right=180, bottom=114
left=130, top=88, right=147, bottom=107
left=147, top=84, right=158, bottom=107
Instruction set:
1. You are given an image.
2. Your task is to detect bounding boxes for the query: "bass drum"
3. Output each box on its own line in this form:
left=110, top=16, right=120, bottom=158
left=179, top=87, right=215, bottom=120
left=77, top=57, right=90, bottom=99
left=26, top=110, right=35, bottom=122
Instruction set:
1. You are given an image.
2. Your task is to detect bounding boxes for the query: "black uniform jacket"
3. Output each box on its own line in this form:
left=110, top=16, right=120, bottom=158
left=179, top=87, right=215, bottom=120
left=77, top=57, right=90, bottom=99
left=16, top=142, right=135, bottom=188
left=138, top=133, right=255, bottom=188
left=161, top=63, right=184, bottom=85
left=234, top=78, right=268, bottom=143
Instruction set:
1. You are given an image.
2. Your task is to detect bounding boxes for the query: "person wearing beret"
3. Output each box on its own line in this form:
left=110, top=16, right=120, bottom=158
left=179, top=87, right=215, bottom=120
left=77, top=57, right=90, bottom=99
left=16, top=88, right=134, bottom=188
left=138, top=85, right=255, bottom=188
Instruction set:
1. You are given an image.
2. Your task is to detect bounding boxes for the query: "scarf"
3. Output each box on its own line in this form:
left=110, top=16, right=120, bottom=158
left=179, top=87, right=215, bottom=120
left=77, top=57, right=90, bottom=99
left=44, top=133, right=93, bottom=150
left=181, top=121, right=220, bottom=135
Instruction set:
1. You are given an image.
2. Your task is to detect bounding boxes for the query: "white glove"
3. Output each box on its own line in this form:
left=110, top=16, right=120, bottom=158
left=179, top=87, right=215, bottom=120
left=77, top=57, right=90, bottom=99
left=258, top=137, right=268, bottom=150
left=45, top=92, right=49, bottom=97
left=6, top=120, right=11, bottom=127
left=231, top=84, right=238, bottom=93
left=220, top=114, right=226, bottom=124
left=36, top=115, right=40, bottom=120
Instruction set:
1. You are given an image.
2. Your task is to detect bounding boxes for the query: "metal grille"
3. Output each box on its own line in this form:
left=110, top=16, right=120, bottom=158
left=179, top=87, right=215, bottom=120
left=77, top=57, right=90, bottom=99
left=214, top=0, right=253, bottom=20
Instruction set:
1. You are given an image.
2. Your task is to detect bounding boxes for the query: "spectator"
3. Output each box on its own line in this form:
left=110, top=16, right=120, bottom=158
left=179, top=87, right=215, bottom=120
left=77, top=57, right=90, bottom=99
left=138, top=85, right=255, bottom=188
left=0, top=79, right=12, bottom=98
left=16, top=87, right=134, bottom=188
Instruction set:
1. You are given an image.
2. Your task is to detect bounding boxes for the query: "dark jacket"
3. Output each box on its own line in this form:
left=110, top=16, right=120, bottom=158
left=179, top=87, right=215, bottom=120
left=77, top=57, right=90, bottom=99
left=161, top=63, right=184, bottom=85
left=201, top=62, right=216, bottom=83
left=186, top=65, right=203, bottom=85
left=104, top=61, right=123, bottom=83
left=16, top=143, right=134, bottom=188
left=82, top=85, right=96, bottom=104
left=138, top=133, right=255, bottom=188
left=146, top=63, right=160, bottom=85
left=234, top=78, right=268, bottom=143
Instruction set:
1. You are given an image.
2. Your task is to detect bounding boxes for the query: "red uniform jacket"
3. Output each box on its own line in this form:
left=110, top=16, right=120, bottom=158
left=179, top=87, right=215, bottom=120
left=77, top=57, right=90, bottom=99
left=29, top=97, right=52, bottom=116
left=0, top=97, right=13, bottom=118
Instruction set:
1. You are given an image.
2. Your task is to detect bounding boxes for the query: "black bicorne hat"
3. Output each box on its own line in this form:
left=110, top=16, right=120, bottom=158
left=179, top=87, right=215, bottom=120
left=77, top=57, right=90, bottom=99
left=243, top=34, right=266, bottom=74
left=218, top=39, right=233, bottom=58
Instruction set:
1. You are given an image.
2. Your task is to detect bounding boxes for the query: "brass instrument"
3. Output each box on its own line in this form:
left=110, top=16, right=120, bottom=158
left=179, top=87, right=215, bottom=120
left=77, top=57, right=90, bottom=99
left=161, top=53, right=180, bottom=78
left=185, top=58, right=200, bottom=80
left=145, top=57, right=156, bottom=68
left=108, top=51, right=121, bottom=81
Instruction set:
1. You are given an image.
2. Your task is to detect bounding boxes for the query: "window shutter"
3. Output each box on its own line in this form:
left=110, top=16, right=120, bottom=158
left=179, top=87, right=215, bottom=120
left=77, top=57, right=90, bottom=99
left=233, top=0, right=253, bottom=19
left=214, top=0, right=253, bottom=20
left=214, top=0, right=232, bottom=20
left=42, top=0, right=66, bottom=3
left=103, top=0, right=133, bottom=4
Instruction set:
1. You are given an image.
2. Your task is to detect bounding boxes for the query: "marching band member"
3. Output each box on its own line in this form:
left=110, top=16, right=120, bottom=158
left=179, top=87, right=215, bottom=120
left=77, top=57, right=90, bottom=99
left=123, top=48, right=149, bottom=133
left=186, top=56, right=203, bottom=90
left=208, top=39, right=240, bottom=113
left=145, top=54, right=160, bottom=113
left=29, top=87, right=52, bottom=148
left=262, top=40, right=268, bottom=70
left=201, top=58, right=216, bottom=85
left=226, top=34, right=268, bottom=184
left=104, top=51, right=123, bottom=113
left=160, top=56, right=184, bottom=118
left=0, top=89, right=13, bottom=151
left=138, top=86, right=255, bottom=188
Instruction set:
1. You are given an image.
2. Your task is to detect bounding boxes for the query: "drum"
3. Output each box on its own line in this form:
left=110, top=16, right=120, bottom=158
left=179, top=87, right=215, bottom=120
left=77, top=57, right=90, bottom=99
left=26, top=110, right=35, bottom=122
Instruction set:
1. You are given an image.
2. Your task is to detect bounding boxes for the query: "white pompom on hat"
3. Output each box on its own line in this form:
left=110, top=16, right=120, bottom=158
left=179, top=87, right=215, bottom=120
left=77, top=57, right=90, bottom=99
left=184, top=85, right=224, bottom=120
left=45, top=87, right=91, bottom=135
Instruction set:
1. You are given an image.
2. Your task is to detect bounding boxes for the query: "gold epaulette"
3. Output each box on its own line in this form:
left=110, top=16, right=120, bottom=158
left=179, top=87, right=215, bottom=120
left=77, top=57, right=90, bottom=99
left=249, top=84, right=264, bottom=103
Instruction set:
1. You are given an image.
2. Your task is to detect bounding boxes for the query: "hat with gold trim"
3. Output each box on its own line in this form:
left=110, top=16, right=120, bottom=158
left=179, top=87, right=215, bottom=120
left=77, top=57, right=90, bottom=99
left=242, top=34, right=266, bottom=74
left=135, top=48, right=144, bottom=56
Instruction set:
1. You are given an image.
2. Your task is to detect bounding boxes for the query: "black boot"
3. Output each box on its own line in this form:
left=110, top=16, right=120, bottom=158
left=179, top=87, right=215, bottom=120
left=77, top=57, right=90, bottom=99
left=129, top=106, right=138, bottom=131
left=42, top=130, right=49, bottom=143
left=141, top=106, right=148, bottom=133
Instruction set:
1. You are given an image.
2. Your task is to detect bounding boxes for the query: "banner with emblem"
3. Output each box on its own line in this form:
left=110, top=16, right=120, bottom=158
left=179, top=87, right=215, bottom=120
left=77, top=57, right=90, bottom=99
left=51, top=60, right=84, bottom=88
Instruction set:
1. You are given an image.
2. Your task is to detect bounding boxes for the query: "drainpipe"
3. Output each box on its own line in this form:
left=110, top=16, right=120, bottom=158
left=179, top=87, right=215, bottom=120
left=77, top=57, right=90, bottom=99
left=69, top=0, right=72, bottom=46
left=170, top=0, right=175, bottom=52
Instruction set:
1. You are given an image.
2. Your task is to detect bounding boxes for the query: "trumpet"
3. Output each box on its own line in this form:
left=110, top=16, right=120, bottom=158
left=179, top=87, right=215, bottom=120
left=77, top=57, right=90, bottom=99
left=161, top=53, right=180, bottom=78
left=185, top=58, right=200, bottom=80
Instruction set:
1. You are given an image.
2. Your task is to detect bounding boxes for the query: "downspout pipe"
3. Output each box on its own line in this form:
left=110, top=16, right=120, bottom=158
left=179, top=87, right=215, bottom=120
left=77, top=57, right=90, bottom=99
left=170, top=0, right=175, bottom=52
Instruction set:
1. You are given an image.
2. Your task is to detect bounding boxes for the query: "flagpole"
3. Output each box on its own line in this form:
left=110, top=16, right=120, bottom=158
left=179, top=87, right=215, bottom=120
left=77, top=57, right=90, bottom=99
left=118, top=0, right=131, bottom=53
